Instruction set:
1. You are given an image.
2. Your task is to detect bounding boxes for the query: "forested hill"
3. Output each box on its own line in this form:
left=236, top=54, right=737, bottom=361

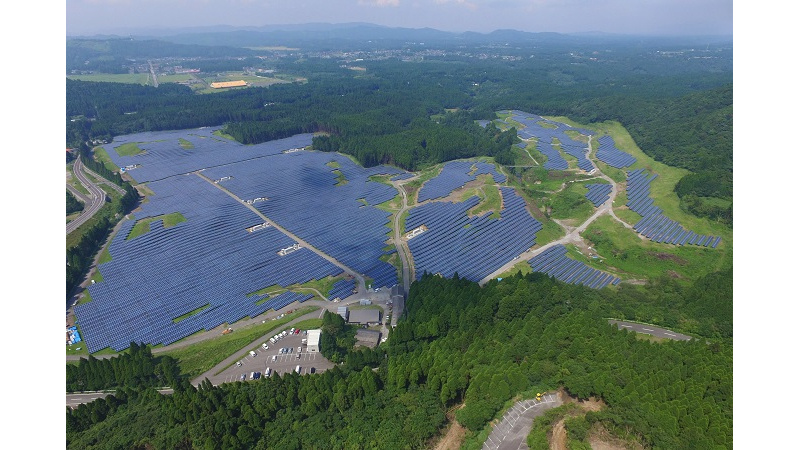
left=67, top=271, right=732, bottom=449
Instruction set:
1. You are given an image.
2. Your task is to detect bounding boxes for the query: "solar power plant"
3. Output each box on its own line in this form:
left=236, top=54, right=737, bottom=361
left=417, top=161, right=506, bottom=202
left=328, top=278, right=357, bottom=300
left=74, top=174, right=331, bottom=353
left=626, top=169, right=721, bottom=247
left=75, top=130, right=415, bottom=352
left=202, top=151, right=406, bottom=290
left=405, top=187, right=543, bottom=281
left=595, top=135, right=637, bottom=168
left=102, top=128, right=315, bottom=183
left=536, top=140, right=569, bottom=170
left=585, top=183, right=612, bottom=207
left=527, top=245, right=620, bottom=289
left=505, top=111, right=593, bottom=171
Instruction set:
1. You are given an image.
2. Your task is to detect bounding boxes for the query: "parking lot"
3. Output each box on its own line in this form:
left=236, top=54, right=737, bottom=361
left=209, top=328, right=335, bottom=385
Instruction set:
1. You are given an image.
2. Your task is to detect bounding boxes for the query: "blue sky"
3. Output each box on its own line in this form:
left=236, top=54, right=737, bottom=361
left=66, top=0, right=733, bottom=36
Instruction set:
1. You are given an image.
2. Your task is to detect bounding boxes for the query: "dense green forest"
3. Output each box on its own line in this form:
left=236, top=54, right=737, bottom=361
left=67, top=190, right=83, bottom=215
left=66, top=272, right=732, bottom=449
left=67, top=343, right=181, bottom=392
left=66, top=36, right=733, bottom=206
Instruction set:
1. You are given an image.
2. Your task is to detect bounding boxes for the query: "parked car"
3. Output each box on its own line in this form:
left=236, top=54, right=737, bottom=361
left=249, top=350, right=257, bottom=357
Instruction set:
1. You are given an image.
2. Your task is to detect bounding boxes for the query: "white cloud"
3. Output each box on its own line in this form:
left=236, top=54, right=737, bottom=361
left=358, top=0, right=400, bottom=6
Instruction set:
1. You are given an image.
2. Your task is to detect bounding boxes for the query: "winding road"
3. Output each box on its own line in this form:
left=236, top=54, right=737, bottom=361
left=478, top=134, right=630, bottom=285
left=66, top=158, right=107, bottom=235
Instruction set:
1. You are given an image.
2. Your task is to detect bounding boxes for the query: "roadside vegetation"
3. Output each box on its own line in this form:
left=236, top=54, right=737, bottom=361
left=160, top=306, right=319, bottom=379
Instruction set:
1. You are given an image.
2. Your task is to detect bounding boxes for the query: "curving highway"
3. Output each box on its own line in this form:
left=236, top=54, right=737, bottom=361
left=66, top=157, right=107, bottom=235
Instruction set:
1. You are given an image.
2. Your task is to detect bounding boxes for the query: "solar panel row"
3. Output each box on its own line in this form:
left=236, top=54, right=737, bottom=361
left=75, top=130, right=412, bottom=353
left=585, top=183, right=612, bottom=207
left=417, top=161, right=506, bottom=202
left=328, top=278, right=357, bottom=301
left=595, top=135, right=636, bottom=168
left=406, top=187, right=542, bottom=281
left=506, top=111, right=592, bottom=172
left=527, top=245, right=619, bottom=289
left=626, top=169, right=721, bottom=248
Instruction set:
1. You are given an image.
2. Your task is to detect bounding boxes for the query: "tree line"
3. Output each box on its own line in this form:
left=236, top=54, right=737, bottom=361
left=67, top=342, right=181, bottom=392
left=67, top=269, right=731, bottom=449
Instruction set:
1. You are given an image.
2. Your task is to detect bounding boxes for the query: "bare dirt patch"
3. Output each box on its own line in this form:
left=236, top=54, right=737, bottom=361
left=588, top=424, right=644, bottom=450
left=431, top=404, right=467, bottom=450
left=646, top=251, right=688, bottom=265
left=551, top=419, right=568, bottom=450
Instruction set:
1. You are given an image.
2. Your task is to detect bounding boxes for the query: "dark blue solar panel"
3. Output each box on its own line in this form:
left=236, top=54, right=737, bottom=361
left=585, top=184, right=612, bottom=207
left=527, top=245, right=619, bottom=289
left=626, top=169, right=720, bottom=248
left=75, top=130, right=410, bottom=353
left=595, top=135, right=636, bottom=168
left=406, top=187, right=542, bottom=282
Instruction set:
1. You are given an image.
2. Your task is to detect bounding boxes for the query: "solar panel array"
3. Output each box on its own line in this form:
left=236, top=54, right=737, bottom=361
left=626, top=169, right=721, bottom=248
left=75, top=129, right=416, bottom=353
left=328, top=278, right=357, bottom=300
left=202, top=151, right=404, bottom=290
left=103, top=128, right=315, bottom=183
left=74, top=174, right=333, bottom=353
left=585, top=184, right=612, bottom=207
left=595, top=135, right=636, bottom=168
left=528, top=245, right=620, bottom=289
left=406, top=187, right=543, bottom=281
left=417, top=161, right=506, bottom=202
left=507, top=111, right=593, bottom=172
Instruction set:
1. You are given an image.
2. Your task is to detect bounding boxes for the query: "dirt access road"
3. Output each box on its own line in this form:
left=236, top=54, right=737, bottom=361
left=478, top=135, right=631, bottom=285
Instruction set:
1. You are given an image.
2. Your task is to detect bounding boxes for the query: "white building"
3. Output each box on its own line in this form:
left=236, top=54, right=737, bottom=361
left=307, top=329, right=321, bottom=353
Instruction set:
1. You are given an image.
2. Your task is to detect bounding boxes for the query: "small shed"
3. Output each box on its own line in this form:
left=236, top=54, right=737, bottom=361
left=307, top=329, right=321, bottom=353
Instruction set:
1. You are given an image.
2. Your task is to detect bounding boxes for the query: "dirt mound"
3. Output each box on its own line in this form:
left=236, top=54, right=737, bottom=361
left=646, top=252, right=687, bottom=265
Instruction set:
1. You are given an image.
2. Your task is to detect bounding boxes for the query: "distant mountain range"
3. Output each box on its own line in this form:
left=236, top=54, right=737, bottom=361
left=68, top=22, right=732, bottom=49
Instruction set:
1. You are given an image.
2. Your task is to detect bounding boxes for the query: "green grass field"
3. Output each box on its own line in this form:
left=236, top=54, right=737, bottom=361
left=333, top=169, right=348, bottom=186
left=67, top=73, right=150, bottom=84
left=178, top=138, right=194, bottom=149
left=159, top=306, right=319, bottom=379
left=469, top=180, right=502, bottom=219
left=582, top=215, right=731, bottom=282
left=547, top=183, right=594, bottom=222
left=212, top=129, right=236, bottom=141
left=114, top=142, right=145, bottom=157
left=126, top=212, right=187, bottom=240
left=93, top=147, right=121, bottom=172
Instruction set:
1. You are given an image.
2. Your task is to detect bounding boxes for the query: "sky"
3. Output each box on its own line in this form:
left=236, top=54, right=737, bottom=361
left=66, top=0, right=733, bottom=36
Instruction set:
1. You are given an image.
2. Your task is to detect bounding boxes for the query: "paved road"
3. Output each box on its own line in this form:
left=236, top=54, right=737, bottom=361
left=81, top=165, right=126, bottom=195
left=608, top=319, right=693, bottom=341
left=66, top=157, right=107, bottom=235
left=148, top=60, right=159, bottom=87
left=67, top=389, right=172, bottom=409
left=389, top=175, right=417, bottom=326
left=483, top=392, right=562, bottom=450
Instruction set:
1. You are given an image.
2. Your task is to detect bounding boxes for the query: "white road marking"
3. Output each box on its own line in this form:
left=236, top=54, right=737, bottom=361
left=642, top=328, right=653, bottom=331
left=620, top=324, right=633, bottom=328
